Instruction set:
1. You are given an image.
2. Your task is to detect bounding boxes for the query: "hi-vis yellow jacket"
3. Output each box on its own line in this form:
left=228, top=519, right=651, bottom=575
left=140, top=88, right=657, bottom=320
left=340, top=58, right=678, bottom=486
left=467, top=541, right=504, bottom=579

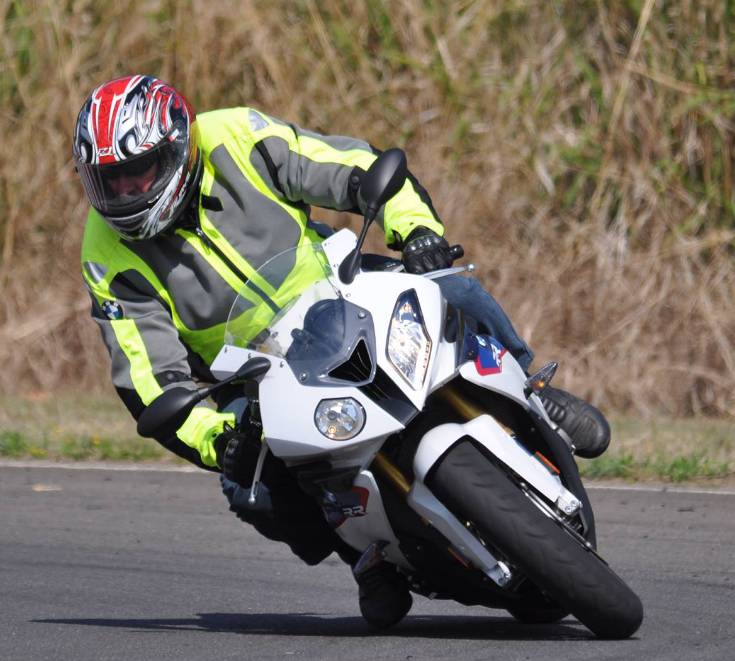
left=81, top=107, right=444, bottom=469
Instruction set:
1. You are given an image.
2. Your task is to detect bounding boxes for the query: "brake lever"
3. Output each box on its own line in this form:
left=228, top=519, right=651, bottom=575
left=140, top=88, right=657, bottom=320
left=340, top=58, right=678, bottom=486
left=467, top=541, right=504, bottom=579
left=422, top=243, right=472, bottom=279
left=422, top=263, right=475, bottom=279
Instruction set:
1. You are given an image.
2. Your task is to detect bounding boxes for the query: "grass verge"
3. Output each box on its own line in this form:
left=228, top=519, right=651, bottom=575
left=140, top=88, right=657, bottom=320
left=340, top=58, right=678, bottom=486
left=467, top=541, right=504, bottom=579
left=0, top=392, right=171, bottom=463
left=1, top=393, right=733, bottom=482
left=577, top=416, right=734, bottom=483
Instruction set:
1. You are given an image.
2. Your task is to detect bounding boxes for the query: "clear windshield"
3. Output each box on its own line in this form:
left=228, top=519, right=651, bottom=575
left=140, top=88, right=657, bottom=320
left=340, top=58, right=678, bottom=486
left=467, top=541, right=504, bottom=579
left=224, top=242, right=340, bottom=358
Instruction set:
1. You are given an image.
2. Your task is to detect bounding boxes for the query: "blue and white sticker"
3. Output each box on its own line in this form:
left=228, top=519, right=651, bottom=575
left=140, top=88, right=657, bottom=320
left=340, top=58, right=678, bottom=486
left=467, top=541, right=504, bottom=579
left=474, top=335, right=507, bottom=375
left=101, top=300, right=124, bottom=320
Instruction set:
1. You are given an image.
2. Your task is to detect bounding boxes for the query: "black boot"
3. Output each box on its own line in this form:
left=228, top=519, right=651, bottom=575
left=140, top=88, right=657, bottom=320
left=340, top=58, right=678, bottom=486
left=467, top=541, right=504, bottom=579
left=540, top=386, right=611, bottom=459
left=353, top=542, right=412, bottom=629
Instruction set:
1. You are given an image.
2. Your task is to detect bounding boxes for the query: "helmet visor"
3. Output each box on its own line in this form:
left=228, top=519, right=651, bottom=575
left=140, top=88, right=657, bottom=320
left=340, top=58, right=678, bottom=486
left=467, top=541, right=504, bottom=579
left=76, top=125, right=189, bottom=217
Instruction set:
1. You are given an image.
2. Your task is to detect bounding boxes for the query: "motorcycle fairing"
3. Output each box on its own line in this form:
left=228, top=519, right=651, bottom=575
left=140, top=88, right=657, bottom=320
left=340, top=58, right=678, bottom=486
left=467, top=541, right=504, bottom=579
left=333, top=469, right=409, bottom=568
left=413, top=416, right=571, bottom=505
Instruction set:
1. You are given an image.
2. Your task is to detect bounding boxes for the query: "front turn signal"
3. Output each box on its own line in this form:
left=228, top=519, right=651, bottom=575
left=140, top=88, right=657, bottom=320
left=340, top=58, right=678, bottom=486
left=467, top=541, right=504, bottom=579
left=524, top=361, right=558, bottom=397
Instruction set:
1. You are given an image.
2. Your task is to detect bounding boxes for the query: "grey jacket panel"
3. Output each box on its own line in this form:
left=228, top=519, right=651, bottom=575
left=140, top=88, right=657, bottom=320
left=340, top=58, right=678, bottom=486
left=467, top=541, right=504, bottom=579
left=207, top=145, right=303, bottom=274
left=254, top=133, right=364, bottom=212
left=89, top=292, right=194, bottom=395
left=123, top=231, right=240, bottom=329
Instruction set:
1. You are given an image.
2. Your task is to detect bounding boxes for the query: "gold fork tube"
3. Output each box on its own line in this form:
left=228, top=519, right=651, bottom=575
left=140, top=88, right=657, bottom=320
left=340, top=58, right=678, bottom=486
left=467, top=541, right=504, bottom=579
left=437, top=384, right=485, bottom=421
left=438, top=384, right=514, bottom=435
left=371, top=451, right=411, bottom=496
left=370, top=385, right=502, bottom=497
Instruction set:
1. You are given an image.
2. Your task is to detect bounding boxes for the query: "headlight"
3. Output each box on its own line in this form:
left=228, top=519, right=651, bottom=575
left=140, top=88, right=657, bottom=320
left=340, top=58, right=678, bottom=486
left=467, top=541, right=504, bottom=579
left=314, top=398, right=366, bottom=441
left=387, top=290, right=432, bottom=390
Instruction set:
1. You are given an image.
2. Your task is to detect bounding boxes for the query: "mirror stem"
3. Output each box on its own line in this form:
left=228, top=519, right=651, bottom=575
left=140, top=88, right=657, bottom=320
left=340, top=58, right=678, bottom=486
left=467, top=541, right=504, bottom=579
left=338, top=206, right=377, bottom=284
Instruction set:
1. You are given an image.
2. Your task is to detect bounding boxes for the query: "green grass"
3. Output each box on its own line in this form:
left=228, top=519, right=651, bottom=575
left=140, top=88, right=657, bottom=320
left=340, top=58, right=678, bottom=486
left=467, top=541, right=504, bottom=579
left=579, top=451, right=731, bottom=483
left=1, top=393, right=734, bottom=482
left=0, top=393, right=168, bottom=463
left=0, top=431, right=29, bottom=458
left=577, top=416, right=734, bottom=483
left=56, top=436, right=164, bottom=462
left=0, top=431, right=166, bottom=463
left=578, top=453, right=637, bottom=480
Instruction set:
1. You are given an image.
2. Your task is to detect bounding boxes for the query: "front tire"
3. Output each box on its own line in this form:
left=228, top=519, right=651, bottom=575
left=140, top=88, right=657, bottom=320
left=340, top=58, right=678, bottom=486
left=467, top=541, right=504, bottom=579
left=427, top=440, right=643, bottom=639
left=507, top=604, right=568, bottom=624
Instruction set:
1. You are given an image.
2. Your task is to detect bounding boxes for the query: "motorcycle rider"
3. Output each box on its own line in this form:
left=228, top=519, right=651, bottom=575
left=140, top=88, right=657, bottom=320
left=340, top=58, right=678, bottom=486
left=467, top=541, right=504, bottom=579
left=74, top=75, right=609, bottom=628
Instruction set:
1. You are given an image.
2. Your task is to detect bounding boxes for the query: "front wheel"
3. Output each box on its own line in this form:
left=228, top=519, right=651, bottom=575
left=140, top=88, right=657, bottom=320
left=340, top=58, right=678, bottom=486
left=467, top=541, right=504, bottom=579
left=507, top=604, right=569, bottom=624
left=427, top=440, right=643, bottom=639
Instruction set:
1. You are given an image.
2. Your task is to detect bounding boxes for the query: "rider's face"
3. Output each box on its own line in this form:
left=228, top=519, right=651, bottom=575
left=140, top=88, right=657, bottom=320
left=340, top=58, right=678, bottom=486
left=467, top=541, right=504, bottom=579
left=108, top=163, right=158, bottom=197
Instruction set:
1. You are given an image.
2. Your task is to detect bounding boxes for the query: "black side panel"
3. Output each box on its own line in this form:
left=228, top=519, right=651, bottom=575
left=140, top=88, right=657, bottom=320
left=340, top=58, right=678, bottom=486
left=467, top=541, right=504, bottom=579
left=443, top=302, right=461, bottom=343
left=359, top=366, right=418, bottom=425
left=328, top=339, right=373, bottom=383
left=361, top=253, right=403, bottom=272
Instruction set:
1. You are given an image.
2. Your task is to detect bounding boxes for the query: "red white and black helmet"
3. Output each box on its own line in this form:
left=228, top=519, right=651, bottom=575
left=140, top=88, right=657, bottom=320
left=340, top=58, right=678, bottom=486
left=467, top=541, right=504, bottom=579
left=73, top=75, right=201, bottom=240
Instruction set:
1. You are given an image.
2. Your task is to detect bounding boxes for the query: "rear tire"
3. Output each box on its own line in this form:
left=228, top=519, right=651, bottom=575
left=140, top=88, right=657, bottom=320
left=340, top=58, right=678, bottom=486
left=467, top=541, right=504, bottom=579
left=427, top=440, right=643, bottom=639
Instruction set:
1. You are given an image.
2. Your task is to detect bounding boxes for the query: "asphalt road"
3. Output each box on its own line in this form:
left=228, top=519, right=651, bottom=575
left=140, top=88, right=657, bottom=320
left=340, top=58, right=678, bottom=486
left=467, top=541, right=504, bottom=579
left=1, top=463, right=733, bottom=661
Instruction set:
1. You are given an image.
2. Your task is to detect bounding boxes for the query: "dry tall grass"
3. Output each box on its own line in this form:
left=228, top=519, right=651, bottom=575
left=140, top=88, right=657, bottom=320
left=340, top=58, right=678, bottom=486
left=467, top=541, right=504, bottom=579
left=1, top=0, right=733, bottom=417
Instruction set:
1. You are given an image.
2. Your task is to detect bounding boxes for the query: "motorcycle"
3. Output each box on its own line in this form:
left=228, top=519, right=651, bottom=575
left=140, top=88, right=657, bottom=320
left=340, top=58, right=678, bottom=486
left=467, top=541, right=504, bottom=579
left=139, top=149, right=643, bottom=638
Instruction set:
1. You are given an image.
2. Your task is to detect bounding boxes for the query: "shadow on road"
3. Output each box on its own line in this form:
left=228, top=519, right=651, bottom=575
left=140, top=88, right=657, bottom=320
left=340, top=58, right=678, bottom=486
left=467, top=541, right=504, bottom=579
left=34, top=612, right=593, bottom=640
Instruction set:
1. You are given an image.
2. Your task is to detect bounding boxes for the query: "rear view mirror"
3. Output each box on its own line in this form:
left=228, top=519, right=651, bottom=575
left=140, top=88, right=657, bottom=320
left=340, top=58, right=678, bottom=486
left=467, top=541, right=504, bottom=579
left=339, top=148, right=408, bottom=284
left=137, top=387, right=203, bottom=438
left=360, top=148, right=408, bottom=216
left=136, top=357, right=272, bottom=438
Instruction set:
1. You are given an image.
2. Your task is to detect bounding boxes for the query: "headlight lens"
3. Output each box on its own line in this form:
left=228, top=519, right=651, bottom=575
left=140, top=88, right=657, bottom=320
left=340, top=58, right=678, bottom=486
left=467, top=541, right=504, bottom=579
left=314, top=398, right=366, bottom=440
left=387, top=290, right=432, bottom=390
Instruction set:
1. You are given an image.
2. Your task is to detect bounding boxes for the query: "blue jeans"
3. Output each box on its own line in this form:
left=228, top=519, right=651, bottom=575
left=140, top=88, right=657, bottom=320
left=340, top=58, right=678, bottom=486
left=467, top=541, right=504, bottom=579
left=436, top=275, right=534, bottom=372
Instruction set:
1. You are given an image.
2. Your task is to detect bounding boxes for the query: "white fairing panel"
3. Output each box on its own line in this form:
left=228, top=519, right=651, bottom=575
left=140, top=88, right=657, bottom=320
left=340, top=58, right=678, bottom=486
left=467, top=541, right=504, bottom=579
left=211, top=231, right=453, bottom=461
left=210, top=343, right=258, bottom=379
left=428, top=319, right=460, bottom=391
left=458, top=346, right=554, bottom=424
left=413, top=416, right=569, bottom=506
left=459, top=350, right=529, bottom=408
left=335, top=470, right=410, bottom=569
left=323, top=229, right=460, bottom=395
left=211, top=345, right=404, bottom=461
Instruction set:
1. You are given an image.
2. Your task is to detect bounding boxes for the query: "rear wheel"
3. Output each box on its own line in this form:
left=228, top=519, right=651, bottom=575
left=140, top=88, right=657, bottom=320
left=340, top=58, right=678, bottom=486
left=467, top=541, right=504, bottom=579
left=427, top=440, right=643, bottom=639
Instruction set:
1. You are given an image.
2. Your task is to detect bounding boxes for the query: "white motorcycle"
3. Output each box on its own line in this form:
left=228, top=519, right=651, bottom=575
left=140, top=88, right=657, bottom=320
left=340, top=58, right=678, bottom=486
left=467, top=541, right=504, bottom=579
left=139, top=150, right=643, bottom=638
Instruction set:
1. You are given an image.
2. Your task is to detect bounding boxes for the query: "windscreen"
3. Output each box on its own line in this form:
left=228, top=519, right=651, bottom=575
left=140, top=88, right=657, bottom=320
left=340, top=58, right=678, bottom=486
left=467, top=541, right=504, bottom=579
left=224, top=242, right=339, bottom=358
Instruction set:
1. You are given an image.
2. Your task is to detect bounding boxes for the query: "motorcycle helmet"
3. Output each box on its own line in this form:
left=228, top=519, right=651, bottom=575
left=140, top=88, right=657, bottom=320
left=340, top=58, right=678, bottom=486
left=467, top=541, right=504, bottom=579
left=73, top=74, right=201, bottom=240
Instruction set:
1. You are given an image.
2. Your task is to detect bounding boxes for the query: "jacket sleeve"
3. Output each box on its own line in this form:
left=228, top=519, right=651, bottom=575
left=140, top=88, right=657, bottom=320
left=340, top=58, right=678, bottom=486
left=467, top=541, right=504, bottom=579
left=247, top=109, right=445, bottom=248
left=82, top=265, right=234, bottom=469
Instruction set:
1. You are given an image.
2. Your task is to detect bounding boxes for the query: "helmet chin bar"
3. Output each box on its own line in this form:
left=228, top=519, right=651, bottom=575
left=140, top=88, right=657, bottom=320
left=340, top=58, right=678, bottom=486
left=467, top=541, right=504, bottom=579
left=164, top=155, right=204, bottom=231
left=103, top=154, right=203, bottom=241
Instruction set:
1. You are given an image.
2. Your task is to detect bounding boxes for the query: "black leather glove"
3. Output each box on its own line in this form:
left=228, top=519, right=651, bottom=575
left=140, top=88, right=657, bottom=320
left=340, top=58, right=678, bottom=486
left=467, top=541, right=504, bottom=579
left=402, top=226, right=453, bottom=274
left=214, top=397, right=264, bottom=479
left=214, top=415, right=264, bottom=486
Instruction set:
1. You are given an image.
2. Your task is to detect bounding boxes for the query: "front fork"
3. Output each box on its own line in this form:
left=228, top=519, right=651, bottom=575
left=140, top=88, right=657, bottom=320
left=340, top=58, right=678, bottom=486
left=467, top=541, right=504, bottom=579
left=368, top=382, right=518, bottom=588
left=369, top=381, right=502, bottom=493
